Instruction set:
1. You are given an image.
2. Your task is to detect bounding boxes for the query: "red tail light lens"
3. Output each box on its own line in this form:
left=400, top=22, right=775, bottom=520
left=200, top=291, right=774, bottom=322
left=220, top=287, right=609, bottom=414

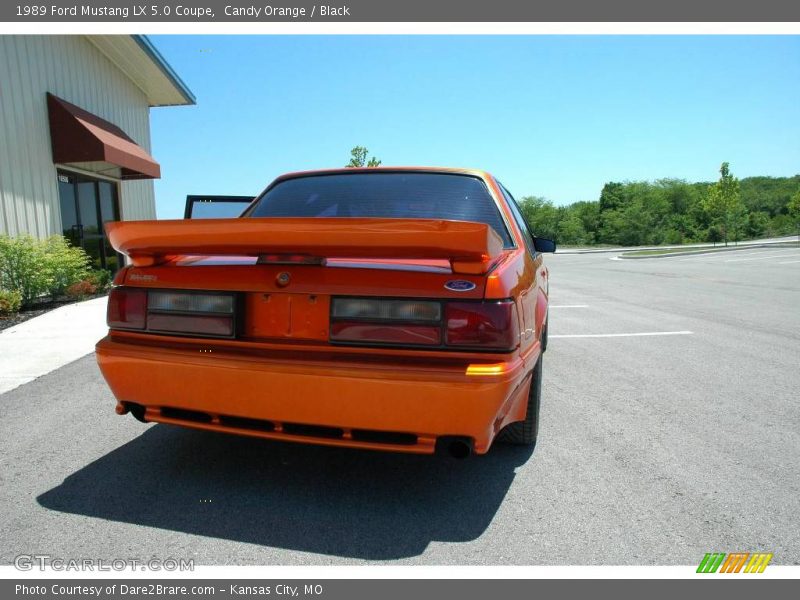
left=445, top=300, right=519, bottom=350
left=107, top=287, right=147, bottom=330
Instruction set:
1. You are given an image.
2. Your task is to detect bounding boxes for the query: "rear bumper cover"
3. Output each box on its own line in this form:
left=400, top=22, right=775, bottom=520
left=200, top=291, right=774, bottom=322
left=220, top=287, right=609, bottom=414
left=95, top=335, right=532, bottom=454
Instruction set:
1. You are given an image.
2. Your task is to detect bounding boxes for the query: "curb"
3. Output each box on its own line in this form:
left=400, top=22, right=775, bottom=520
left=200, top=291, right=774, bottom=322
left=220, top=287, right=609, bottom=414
left=556, top=237, right=799, bottom=256
left=618, top=242, right=800, bottom=259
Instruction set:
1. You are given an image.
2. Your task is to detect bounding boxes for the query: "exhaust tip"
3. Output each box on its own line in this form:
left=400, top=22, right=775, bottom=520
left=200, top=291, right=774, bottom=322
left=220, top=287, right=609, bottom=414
left=449, top=441, right=472, bottom=459
left=436, top=436, right=474, bottom=459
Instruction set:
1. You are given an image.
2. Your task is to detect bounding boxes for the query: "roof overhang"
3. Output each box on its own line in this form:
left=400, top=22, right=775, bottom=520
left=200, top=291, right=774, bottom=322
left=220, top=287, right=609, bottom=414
left=85, top=35, right=195, bottom=107
left=47, top=93, right=161, bottom=180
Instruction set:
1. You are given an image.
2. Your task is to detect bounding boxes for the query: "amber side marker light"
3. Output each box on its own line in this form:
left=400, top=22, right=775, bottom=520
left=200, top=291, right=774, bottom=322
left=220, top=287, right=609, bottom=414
left=465, top=363, right=512, bottom=376
left=108, top=287, right=236, bottom=338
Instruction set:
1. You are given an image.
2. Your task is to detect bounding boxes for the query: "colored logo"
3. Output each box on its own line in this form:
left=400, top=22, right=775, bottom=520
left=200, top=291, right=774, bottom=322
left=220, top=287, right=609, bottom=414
left=444, top=280, right=476, bottom=292
left=696, top=552, right=773, bottom=573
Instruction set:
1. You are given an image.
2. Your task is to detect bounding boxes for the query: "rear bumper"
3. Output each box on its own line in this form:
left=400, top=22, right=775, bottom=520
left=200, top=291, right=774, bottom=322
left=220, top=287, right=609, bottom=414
left=95, top=335, right=533, bottom=454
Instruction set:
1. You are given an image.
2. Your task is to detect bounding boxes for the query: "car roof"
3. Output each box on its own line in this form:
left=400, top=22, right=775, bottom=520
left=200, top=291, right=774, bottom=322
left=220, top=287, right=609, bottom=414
left=272, top=166, right=494, bottom=183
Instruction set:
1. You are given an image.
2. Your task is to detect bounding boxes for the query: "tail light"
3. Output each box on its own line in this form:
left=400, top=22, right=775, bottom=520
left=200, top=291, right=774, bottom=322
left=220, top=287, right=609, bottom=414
left=107, top=287, right=146, bottom=330
left=107, top=288, right=236, bottom=338
left=332, top=298, right=441, bottom=322
left=330, top=297, right=519, bottom=351
left=445, top=301, right=518, bottom=350
left=331, top=298, right=442, bottom=346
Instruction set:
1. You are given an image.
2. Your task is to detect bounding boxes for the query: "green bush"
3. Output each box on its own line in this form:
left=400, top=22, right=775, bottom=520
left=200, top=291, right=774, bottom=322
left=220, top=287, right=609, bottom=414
left=43, top=236, right=91, bottom=296
left=0, top=235, right=51, bottom=306
left=0, top=289, right=22, bottom=315
left=86, top=269, right=112, bottom=291
left=663, top=229, right=684, bottom=245
left=0, top=234, right=91, bottom=307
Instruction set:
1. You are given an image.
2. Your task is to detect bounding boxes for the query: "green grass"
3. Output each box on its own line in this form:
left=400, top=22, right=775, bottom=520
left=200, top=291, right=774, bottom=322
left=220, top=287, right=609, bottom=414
left=623, top=246, right=739, bottom=257
left=557, top=244, right=618, bottom=249
left=622, top=242, right=799, bottom=258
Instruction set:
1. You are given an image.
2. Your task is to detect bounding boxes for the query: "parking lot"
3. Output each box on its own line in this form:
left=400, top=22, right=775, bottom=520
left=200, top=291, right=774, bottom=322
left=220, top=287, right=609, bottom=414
left=1, top=246, right=798, bottom=565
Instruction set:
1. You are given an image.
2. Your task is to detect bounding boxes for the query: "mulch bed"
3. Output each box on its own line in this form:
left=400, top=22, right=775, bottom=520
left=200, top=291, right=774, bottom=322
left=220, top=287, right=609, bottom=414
left=0, top=293, right=108, bottom=332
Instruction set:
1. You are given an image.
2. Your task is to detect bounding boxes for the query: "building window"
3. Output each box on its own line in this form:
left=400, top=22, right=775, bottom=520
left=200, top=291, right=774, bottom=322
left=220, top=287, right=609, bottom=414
left=57, top=170, right=121, bottom=272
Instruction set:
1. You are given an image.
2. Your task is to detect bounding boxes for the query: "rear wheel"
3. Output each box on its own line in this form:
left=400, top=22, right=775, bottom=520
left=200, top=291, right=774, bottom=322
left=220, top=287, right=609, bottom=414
left=497, top=355, right=542, bottom=446
left=128, top=403, right=147, bottom=423
left=541, top=314, right=549, bottom=352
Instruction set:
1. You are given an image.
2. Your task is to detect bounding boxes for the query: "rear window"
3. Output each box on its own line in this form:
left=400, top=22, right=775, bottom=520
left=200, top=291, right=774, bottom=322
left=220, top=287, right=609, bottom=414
left=245, top=172, right=513, bottom=247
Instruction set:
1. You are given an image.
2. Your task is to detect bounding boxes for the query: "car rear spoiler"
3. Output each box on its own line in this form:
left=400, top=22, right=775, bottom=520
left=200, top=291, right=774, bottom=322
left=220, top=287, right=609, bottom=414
left=105, top=217, right=506, bottom=274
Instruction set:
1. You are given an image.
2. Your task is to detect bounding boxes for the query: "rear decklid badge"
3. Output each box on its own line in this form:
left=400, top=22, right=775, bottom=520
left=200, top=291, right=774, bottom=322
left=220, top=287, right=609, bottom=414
left=444, top=280, right=476, bottom=292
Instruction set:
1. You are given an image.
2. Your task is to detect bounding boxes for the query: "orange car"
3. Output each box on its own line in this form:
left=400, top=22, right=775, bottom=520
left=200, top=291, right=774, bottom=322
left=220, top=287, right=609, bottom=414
left=96, top=167, right=555, bottom=457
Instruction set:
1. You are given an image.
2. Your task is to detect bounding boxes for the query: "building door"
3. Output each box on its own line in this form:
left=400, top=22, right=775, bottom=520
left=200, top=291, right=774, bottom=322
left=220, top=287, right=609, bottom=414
left=57, top=171, right=121, bottom=272
left=184, top=195, right=254, bottom=219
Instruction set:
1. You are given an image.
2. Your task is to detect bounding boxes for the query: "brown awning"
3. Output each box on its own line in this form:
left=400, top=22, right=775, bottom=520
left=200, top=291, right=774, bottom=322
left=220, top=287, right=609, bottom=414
left=47, top=93, right=160, bottom=180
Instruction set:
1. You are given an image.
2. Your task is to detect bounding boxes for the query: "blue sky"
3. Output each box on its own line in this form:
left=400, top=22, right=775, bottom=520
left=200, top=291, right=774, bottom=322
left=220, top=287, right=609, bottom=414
left=149, top=35, right=800, bottom=219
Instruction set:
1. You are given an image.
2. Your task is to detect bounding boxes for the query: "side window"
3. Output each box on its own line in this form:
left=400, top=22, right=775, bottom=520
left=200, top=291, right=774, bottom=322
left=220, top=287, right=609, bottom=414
left=498, top=183, right=537, bottom=255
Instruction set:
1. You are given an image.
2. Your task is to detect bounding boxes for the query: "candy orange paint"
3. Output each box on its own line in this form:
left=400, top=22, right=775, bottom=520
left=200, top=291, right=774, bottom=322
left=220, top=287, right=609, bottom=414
left=96, top=167, right=554, bottom=456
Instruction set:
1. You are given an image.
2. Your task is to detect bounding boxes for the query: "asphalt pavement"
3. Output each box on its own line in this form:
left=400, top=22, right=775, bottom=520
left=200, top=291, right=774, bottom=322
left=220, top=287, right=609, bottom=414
left=1, top=246, right=798, bottom=565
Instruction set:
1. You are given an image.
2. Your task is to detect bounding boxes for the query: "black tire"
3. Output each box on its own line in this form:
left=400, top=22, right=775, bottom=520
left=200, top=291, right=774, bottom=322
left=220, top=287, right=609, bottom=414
left=497, top=355, right=542, bottom=446
left=128, top=403, right=148, bottom=423
left=541, top=314, right=549, bottom=352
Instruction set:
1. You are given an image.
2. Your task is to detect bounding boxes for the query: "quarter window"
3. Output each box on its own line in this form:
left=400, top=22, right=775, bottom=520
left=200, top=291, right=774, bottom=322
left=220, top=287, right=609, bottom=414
left=498, top=183, right=536, bottom=255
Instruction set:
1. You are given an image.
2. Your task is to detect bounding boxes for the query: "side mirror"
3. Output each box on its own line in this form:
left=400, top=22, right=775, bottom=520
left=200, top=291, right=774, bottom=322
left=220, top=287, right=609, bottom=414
left=533, top=237, right=556, bottom=253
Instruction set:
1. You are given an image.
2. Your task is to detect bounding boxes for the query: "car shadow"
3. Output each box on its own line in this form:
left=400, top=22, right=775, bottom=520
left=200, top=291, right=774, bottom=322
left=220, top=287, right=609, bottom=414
left=37, top=424, right=533, bottom=560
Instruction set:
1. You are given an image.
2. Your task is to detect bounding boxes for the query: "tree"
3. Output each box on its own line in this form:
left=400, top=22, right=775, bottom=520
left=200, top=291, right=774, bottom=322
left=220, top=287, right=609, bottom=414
left=598, top=182, right=626, bottom=212
left=556, top=213, right=587, bottom=245
left=707, top=225, right=722, bottom=246
left=703, top=162, right=746, bottom=246
left=346, top=146, right=381, bottom=168
left=746, top=211, right=770, bottom=239
left=518, top=196, right=560, bottom=241
left=788, top=189, right=800, bottom=242
left=465, top=171, right=798, bottom=248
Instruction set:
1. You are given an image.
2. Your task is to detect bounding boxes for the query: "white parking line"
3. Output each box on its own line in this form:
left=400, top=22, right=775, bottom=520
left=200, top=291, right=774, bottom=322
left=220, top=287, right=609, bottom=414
left=549, top=304, right=589, bottom=308
left=679, top=248, right=799, bottom=261
left=677, top=251, right=755, bottom=261
left=725, top=250, right=800, bottom=263
left=778, top=259, right=800, bottom=265
left=551, top=331, right=693, bottom=339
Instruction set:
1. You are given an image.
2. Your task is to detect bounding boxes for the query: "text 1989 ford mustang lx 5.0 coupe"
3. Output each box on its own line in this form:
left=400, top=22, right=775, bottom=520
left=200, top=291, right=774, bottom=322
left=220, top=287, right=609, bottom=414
left=96, top=167, right=555, bottom=458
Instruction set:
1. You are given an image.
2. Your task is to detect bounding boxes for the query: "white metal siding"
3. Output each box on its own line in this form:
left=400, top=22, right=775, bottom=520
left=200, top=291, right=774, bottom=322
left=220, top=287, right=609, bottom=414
left=0, top=35, right=157, bottom=238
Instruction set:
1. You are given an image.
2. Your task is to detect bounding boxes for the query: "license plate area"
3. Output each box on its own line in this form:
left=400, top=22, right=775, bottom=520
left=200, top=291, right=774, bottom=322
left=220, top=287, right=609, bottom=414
left=244, top=293, right=330, bottom=341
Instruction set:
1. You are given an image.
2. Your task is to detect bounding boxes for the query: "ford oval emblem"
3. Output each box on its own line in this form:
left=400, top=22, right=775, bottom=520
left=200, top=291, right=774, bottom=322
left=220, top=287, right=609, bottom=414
left=444, top=280, right=476, bottom=292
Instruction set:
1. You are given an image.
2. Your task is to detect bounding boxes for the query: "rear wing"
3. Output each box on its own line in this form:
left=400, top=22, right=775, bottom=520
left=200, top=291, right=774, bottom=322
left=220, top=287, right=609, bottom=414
left=106, top=217, right=506, bottom=275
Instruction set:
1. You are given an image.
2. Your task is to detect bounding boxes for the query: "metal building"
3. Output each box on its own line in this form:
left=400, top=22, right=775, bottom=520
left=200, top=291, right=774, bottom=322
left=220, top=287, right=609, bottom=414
left=0, top=35, right=194, bottom=271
